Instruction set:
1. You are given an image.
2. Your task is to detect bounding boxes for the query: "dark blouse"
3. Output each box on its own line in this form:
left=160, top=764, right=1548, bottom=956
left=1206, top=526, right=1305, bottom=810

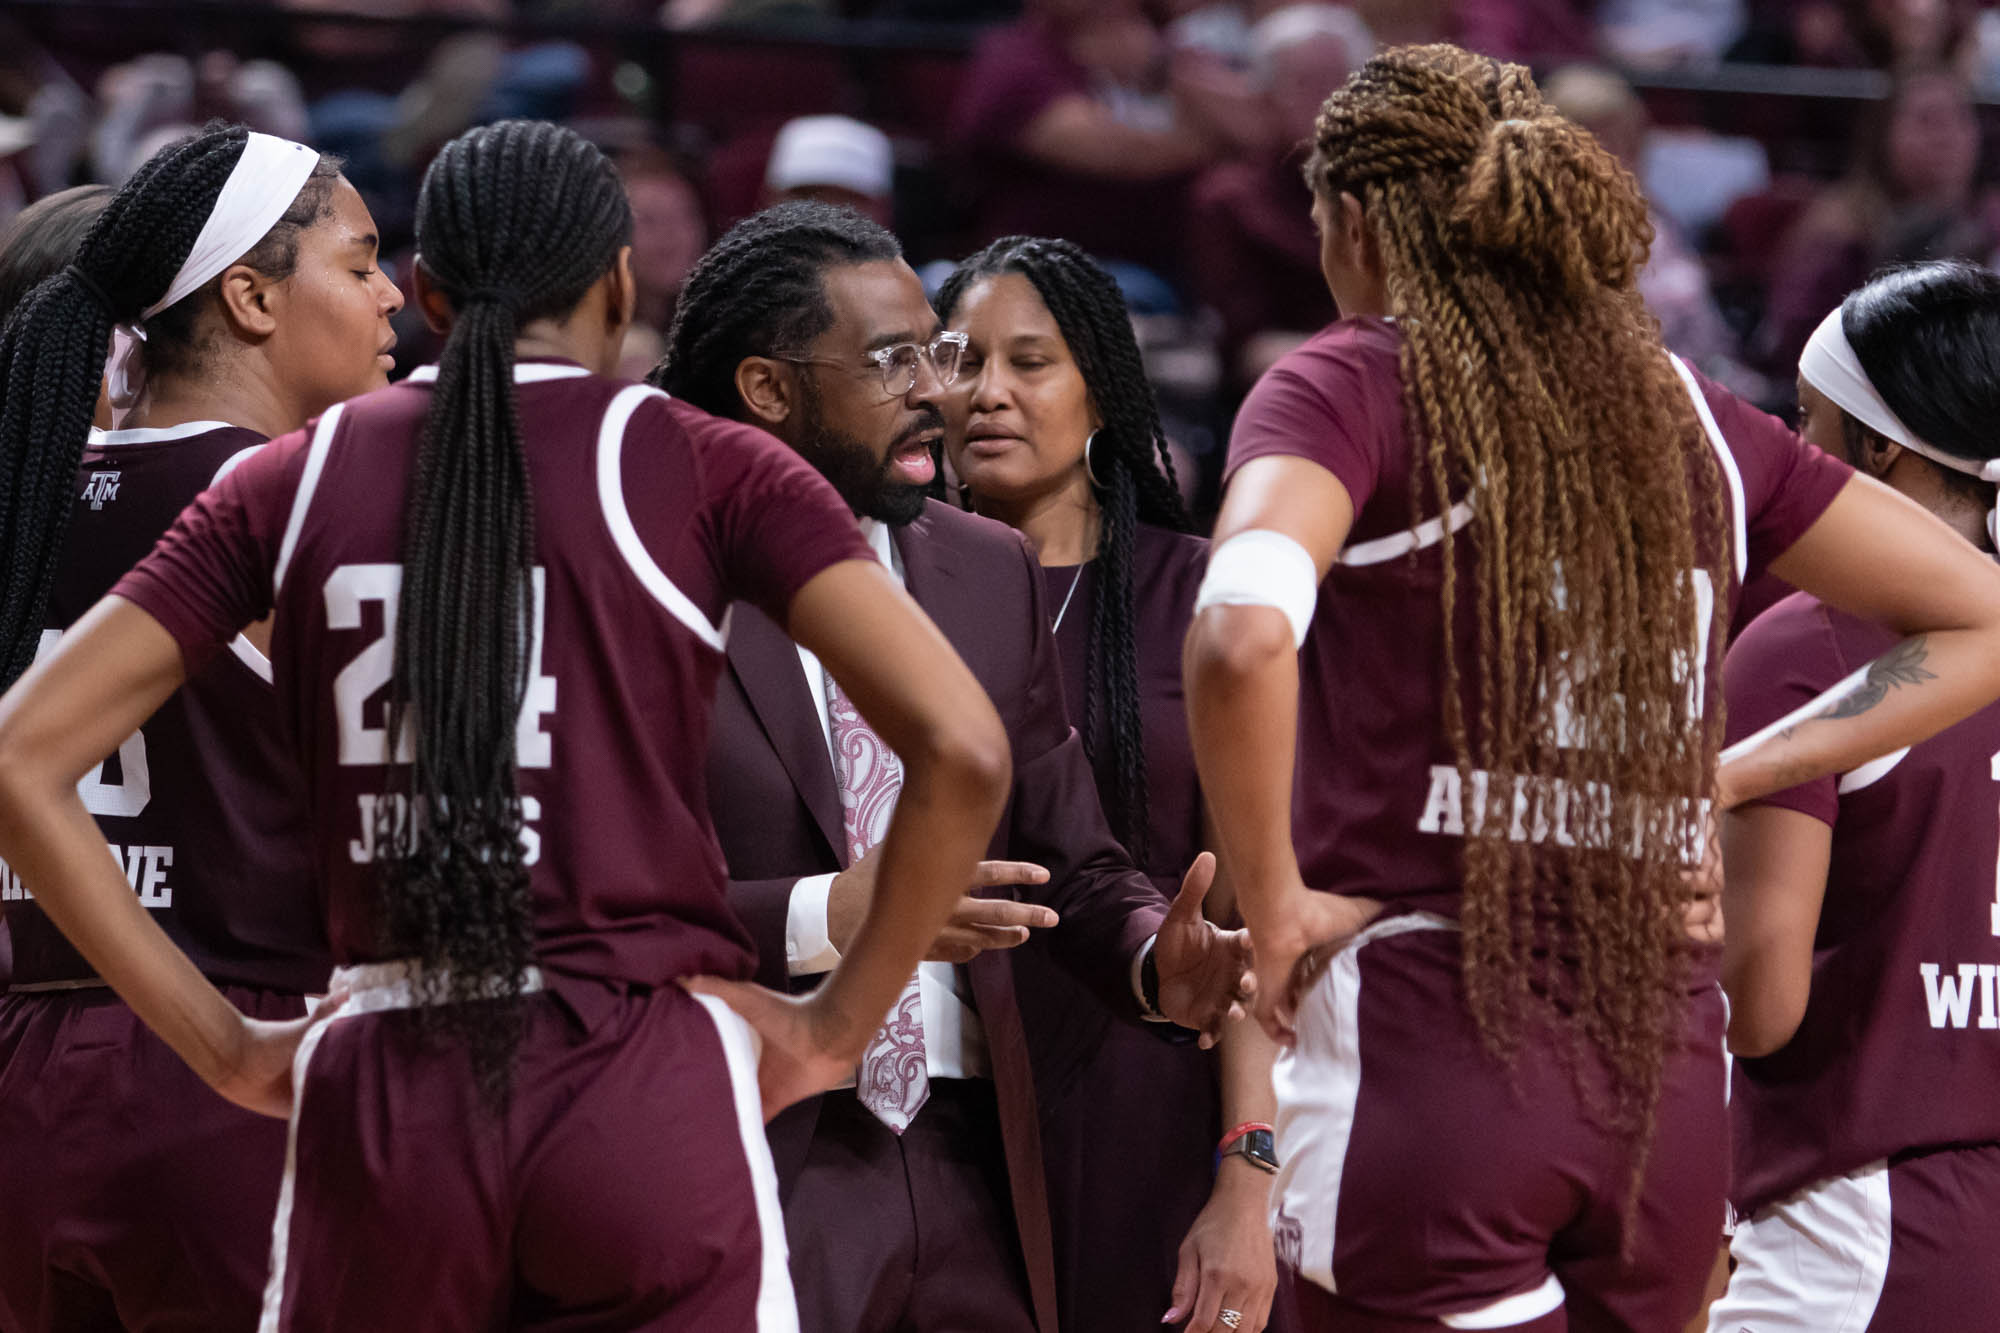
left=1040, top=522, right=1210, bottom=894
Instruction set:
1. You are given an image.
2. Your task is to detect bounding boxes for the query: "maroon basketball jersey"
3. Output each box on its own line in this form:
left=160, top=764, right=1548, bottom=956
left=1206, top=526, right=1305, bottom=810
left=0, top=421, right=327, bottom=992
left=1724, top=591, right=2000, bottom=1214
left=113, top=364, right=872, bottom=999
left=1225, top=317, right=1852, bottom=921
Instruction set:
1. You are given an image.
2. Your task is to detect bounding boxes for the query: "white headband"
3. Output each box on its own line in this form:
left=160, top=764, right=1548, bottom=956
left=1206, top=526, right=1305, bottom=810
left=109, top=131, right=321, bottom=406
left=1799, top=304, right=2000, bottom=485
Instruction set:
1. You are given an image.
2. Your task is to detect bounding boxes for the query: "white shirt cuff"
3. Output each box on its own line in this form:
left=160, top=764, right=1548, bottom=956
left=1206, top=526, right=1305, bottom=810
left=785, top=873, right=842, bottom=976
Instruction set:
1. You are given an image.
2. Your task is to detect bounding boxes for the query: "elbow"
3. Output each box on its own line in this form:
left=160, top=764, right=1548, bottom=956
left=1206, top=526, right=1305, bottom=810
left=1722, top=977, right=1806, bottom=1059
left=917, top=705, right=1013, bottom=822
left=1187, top=605, right=1296, bottom=691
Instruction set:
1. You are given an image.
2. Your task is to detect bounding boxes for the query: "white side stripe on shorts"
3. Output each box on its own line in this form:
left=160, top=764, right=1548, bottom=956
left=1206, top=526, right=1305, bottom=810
left=691, top=992, right=801, bottom=1333
left=257, top=1012, right=338, bottom=1333
left=594, top=384, right=731, bottom=652
left=1273, top=912, right=1458, bottom=1296
left=1707, top=1162, right=1891, bottom=1333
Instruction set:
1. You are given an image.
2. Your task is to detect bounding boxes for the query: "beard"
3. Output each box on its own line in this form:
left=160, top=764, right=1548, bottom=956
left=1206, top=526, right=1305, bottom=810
left=794, top=377, right=937, bottom=527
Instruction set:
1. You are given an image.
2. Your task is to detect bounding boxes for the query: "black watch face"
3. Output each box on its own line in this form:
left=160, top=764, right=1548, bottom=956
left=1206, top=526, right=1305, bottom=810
left=1237, top=1129, right=1279, bottom=1171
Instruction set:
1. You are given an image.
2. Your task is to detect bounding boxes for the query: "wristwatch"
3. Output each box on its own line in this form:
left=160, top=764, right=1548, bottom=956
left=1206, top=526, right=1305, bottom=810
left=1218, top=1122, right=1279, bottom=1175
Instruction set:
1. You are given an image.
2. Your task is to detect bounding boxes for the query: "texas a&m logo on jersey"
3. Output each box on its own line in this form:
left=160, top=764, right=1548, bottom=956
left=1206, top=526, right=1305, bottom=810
left=80, top=470, right=121, bottom=510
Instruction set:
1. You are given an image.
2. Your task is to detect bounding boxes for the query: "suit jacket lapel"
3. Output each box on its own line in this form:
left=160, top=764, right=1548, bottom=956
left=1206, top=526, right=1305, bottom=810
left=725, top=606, right=846, bottom=863
left=894, top=508, right=967, bottom=644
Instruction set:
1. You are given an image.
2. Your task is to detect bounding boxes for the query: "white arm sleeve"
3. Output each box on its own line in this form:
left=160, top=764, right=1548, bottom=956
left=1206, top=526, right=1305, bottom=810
left=1194, top=528, right=1321, bottom=648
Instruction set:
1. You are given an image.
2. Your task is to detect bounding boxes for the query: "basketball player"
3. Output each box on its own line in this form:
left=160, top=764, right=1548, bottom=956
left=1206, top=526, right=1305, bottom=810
left=1184, top=46, right=2000, bottom=1332
left=1709, top=261, right=2000, bottom=1331
left=0, top=125, right=398, bottom=1332
left=0, top=118, right=1011, bottom=1333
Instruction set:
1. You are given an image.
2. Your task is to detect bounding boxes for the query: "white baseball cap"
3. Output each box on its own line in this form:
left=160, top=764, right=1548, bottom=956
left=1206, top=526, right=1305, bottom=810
left=765, top=115, right=893, bottom=200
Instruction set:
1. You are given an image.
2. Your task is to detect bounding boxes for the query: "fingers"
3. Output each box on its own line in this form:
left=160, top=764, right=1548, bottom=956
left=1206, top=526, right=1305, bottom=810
left=926, top=923, right=1032, bottom=964
left=1169, top=852, right=1219, bottom=918
left=951, top=897, right=1059, bottom=931
left=1164, top=1242, right=1197, bottom=1326
left=970, top=860, right=1051, bottom=890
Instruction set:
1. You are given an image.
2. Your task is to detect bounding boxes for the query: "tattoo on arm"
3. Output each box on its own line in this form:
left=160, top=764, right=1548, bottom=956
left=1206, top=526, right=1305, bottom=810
left=1772, top=636, right=1936, bottom=743
left=1819, top=636, right=1936, bottom=721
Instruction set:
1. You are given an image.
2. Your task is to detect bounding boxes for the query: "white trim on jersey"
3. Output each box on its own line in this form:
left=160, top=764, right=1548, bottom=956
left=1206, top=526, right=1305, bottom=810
left=213, top=449, right=276, bottom=681
left=692, top=992, right=804, bottom=1332
left=1706, top=1161, right=1892, bottom=1333
left=1340, top=494, right=1477, bottom=567
left=86, top=419, right=237, bottom=448
left=1669, top=354, right=1748, bottom=583
left=402, top=363, right=590, bottom=385
left=272, top=403, right=345, bottom=597
left=1839, top=747, right=1910, bottom=794
left=211, top=442, right=265, bottom=487
left=594, top=383, right=730, bottom=652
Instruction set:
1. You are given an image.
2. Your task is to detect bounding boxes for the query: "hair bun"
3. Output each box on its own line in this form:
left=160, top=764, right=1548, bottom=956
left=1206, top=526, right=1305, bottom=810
left=1453, top=113, right=1650, bottom=300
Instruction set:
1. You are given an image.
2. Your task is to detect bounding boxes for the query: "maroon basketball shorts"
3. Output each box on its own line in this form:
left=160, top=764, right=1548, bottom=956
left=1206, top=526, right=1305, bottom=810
left=259, top=964, right=795, bottom=1333
left=0, top=983, right=306, bottom=1333
left=1271, top=914, right=1728, bottom=1332
left=1708, top=1143, right=2000, bottom=1332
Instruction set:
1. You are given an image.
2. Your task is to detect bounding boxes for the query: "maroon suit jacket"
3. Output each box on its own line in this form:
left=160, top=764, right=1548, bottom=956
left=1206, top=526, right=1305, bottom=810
left=707, top=500, right=1171, bottom=1331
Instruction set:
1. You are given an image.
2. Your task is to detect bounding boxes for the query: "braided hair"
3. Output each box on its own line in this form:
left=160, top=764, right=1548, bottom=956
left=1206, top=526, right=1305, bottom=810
left=0, top=124, right=339, bottom=689
left=378, top=119, right=631, bottom=1099
left=936, top=237, right=1192, bottom=860
left=650, top=200, right=899, bottom=417
left=1306, top=46, right=1726, bottom=1152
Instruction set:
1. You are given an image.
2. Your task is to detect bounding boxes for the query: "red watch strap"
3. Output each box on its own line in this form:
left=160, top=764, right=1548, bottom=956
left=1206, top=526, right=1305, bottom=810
left=1218, top=1121, right=1274, bottom=1153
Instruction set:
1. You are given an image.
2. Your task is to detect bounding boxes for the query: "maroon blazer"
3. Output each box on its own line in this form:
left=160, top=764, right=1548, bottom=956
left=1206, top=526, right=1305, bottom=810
left=706, top=500, right=1172, bottom=1331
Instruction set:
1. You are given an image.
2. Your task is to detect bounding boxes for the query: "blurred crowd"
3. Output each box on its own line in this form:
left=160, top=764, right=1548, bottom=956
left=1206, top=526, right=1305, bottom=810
left=5, top=0, right=2000, bottom=509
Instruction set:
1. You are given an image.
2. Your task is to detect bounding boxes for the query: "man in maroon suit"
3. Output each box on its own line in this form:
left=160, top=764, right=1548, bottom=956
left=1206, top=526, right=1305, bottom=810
left=654, top=203, right=1249, bottom=1332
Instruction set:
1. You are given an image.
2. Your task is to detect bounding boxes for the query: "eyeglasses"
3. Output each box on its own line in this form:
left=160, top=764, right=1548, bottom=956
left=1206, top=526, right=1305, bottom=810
left=774, top=330, right=969, bottom=398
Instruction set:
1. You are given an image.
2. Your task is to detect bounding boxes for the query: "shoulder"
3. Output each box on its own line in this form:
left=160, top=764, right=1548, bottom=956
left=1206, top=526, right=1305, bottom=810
left=1269, top=316, right=1400, bottom=383
left=906, top=497, right=1035, bottom=560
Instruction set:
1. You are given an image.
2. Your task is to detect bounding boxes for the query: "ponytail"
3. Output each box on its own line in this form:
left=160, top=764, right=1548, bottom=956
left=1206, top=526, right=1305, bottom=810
left=379, top=119, right=632, bottom=1097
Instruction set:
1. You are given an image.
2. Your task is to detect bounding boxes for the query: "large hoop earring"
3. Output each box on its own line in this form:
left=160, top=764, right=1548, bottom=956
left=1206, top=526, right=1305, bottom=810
left=1083, top=429, right=1106, bottom=489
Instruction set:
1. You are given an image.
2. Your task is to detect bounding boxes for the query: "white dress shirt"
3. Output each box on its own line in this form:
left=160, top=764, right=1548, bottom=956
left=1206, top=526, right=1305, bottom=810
left=783, top=520, right=992, bottom=1081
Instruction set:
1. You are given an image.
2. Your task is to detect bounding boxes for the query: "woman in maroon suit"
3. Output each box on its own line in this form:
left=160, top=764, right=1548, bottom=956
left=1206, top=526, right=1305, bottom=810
left=1713, top=261, right=2000, bottom=1330
left=0, top=124, right=400, bottom=1331
left=939, top=236, right=1289, bottom=1333
left=0, top=119, right=1011, bottom=1331
left=1185, top=45, right=2000, bottom=1332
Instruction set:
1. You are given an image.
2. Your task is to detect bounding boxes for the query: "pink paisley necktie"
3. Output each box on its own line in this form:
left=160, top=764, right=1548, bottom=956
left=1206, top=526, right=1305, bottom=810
left=826, top=669, right=929, bottom=1133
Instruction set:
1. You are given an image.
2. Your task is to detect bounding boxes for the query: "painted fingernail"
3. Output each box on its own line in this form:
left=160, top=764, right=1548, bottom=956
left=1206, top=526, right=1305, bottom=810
left=1162, top=1310, right=1180, bottom=1324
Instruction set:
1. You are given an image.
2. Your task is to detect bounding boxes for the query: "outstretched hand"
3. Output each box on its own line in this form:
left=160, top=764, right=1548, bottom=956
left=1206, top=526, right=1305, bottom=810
left=1152, top=852, right=1255, bottom=1047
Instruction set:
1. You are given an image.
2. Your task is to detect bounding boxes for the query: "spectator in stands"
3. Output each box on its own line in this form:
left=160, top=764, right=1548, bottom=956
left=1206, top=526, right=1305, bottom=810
left=1757, top=68, right=1994, bottom=378
left=763, top=114, right=894, bottom=226
left=1734, top=0, right=1978, bottom=71
left=1598, top=0, right=1746, bottom=68
left=625, top=153, right=709, bottom=330
left=1188, top=5, right=1370, bottom=390
left=1543, top=64, right=1749, bottom=378
left=950, top=0, right=1235, bottom=282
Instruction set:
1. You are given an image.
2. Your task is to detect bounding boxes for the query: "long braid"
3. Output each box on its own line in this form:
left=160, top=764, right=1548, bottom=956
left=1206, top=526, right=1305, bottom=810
left=938, top=237, right=1193, bottom=860
left=0, top=125, right=335, bottom=688
left=377, top=120, right=632, bottom=1100
left=1307, top=45, right=1728, bottom=1162
left=650, top=201, right=900, bottom=418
